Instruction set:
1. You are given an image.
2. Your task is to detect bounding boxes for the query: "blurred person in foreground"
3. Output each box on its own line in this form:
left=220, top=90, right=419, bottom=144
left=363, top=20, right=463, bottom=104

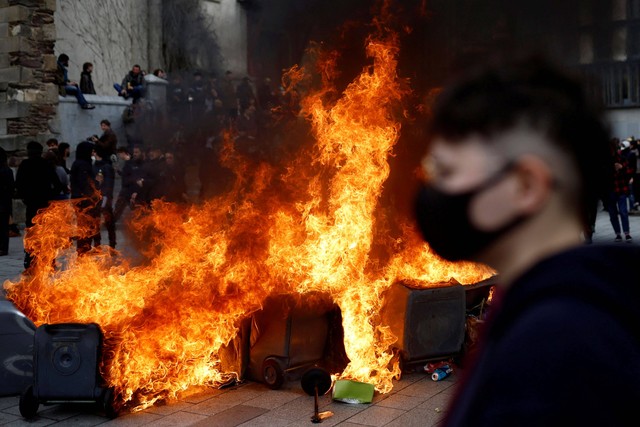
left=415, top=56, right=640, bottom=426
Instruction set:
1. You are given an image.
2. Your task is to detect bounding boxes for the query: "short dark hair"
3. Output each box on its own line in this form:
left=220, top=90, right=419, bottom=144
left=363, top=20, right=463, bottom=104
left=83, top=62, right=93, bottom=72
left=100, top=119, right=111, bottom=127
left=46, top=138, right=58, bottom=147
left=116, top=146, right=130, bottom=154
left=58, top=54, right=69, bottom=63
left=133, top=64, right=141, bottom=69
left=430, top=55, right=612, bottom=225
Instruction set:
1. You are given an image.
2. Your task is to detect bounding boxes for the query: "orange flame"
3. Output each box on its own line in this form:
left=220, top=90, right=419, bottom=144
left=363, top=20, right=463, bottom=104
left=3, top=23, right=494, bottom=411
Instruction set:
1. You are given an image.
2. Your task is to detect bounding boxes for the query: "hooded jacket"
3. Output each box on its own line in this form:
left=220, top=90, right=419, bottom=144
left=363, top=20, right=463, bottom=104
left=70, top=141, right=96, bottom=199
left=444, top=244, right=640, bottom=427
left=15, top=142, right=62, bottom=206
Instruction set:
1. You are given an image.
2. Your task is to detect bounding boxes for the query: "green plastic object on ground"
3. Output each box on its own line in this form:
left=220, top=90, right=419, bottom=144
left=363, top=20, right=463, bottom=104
left=332, top=379, right=375, bottom=404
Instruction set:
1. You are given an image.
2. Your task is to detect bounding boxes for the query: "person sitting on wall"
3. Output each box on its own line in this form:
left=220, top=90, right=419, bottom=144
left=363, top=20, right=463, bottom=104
left=80, top=62, right=96, bottom=95
left=54, top=54, right=95, bottom=110
left=114, top=64, right=145, bottom=102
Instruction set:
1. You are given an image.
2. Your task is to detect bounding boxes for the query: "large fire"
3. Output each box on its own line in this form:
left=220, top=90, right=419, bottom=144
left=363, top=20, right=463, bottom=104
left=3, top=22, right=494, bottom=412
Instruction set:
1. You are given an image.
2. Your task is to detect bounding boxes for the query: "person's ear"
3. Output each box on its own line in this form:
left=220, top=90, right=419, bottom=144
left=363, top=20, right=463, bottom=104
left=512, top=154, right=555, bottom=215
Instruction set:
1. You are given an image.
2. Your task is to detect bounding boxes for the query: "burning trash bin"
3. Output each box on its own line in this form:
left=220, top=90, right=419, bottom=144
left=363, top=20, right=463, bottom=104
left=380, top=281, right=466, bottom=371
left=19, top=323, right=116, bottom=419
left=246, top=293, right=343, bottom=389
left=0, top=301, right=35, bottom=396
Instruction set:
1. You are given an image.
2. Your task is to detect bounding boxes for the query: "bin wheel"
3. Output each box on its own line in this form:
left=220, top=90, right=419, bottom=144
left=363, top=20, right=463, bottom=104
left=262, top=358, right=285, bottom=390
left=102, top=387, right=118, bottom=419
left=19, top=385, right=39, bottom=419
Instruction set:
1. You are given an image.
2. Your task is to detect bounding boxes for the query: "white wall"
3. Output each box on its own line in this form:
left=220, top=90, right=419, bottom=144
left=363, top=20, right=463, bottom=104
left=54, top=0, right=151, bottom=95
left=607, top=108, right=640, bottom=140
left=56, top=95, right=130, bottom=156
left=201, top=0, right=248, bottom=75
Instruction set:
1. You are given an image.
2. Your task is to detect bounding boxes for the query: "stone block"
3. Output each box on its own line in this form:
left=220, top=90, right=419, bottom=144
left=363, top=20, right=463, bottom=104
left=42, top=53, right=55, bottom=71
left=0, top=101, right=30, bottom=119
left=0, top=5, right=30, bottom=23
left=0, top=118, right=6, bottom=134
left=0, top=36, right=34, bottom=54
left=0, top=53, right=8, bottom=68
left=0, top=66, right=19, bottom=82
left=0, top=66, right=33, bottom=83
left=40, top=22, right=54, bottom=40
left=0, top=22, right=7, bottom=37
left=39, top=83, right=57, bottom=103
left=43, top=0, right=56, bottom=12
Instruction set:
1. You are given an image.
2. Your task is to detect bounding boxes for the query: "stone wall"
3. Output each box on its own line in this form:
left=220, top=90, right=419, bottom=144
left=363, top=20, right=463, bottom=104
left=0, top=0, right=58, bottom=153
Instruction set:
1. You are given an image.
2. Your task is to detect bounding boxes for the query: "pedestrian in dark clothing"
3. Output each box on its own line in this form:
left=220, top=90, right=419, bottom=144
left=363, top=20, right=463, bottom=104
left=91, top=119, right=118, bottom=161
left=414, top=56, right=640, bottom=427
left=163, top=151, right=187, bottom=203
left=93, top=147, right=116, bottom=248
left=54, top=54, right=95, bottom=109
left=236, top=76, right=256, bottom=113
left=0, top=147, right=15, bottom=256
left=15, top=141, right=63, bottom=269
left=113, top=145, right=145, bottom=222
left=607, top=139, right=633, bottom=242
left=80, top=62, right=96, bottom=95
left=138, top=147, right=164, bottom=204
left=70, top=140, right=99, bottom=255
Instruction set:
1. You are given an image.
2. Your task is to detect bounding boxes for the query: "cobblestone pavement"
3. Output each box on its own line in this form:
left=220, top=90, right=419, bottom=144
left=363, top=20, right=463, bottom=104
left=1, top=205, right=638, bottom=426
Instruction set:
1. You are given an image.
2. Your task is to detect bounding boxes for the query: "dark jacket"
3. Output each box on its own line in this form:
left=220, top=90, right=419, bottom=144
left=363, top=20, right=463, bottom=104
left=0, top=165, right=14, bottom=214
left=15, top=150, right=62, bottom=207
left=80, top=71, right=96, bottom=95
left=70, top=141, right=96, bottom=199
left=96, top=129, right=118, bottom=157
left=119, top=157, right=145, bottom=198
left=93, top=159, right=115, bottom=201
left=121, top=71, right=145, bottom=90
left=444, top=244, right=640, bottom=427
left=54, top=61, right=68, bottom=96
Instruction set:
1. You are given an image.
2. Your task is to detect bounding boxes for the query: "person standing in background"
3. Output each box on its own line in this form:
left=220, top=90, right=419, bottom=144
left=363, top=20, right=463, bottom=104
left=0, top=147, right=15, bottom=256
left=15, top=141, right=63, bottom=269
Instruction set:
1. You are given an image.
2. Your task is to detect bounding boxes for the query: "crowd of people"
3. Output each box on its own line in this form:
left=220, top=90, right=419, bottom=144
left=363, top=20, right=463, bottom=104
left=2, top=55, right=305, bottom=267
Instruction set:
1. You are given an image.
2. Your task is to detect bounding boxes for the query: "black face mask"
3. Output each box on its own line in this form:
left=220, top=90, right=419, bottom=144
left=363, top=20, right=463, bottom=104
left=414, top=161, right=526, bottom=262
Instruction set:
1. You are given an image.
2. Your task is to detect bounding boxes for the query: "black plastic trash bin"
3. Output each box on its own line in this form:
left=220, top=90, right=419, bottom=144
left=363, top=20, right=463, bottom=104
left=19, top=323, right=116, bottom=419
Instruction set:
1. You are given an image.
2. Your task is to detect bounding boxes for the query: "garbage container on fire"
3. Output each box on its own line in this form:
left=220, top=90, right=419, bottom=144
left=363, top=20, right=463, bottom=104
left=246, top=293, right=340, bottom=390
left=0, top=301, right=35, bottom=396
left=19, top=323, right=116, bottom=419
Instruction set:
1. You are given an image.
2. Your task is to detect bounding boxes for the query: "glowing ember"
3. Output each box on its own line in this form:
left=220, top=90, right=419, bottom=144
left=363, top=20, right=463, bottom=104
left=3, top=23, right=494, bottom=412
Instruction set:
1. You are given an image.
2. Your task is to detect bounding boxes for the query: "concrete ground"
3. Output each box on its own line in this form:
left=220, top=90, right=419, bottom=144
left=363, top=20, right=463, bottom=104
left=0, top=204, right=638, bottom=426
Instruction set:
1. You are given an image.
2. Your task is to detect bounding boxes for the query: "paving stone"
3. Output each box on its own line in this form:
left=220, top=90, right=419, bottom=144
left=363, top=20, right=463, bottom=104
left=0, top=411, right=21, bottom=424
left=243, top=388, right=303, bottom=410
left=262, top=395, right=310, bottom=421
left=374, top=392, right=426, bottom=411
left=190, top=405, right=267, bottom=427
left=2, top=416, right=57, bottom=426
left=100, top=411, right=163, bottom=426
left=143, top=400, right=196, bottom=416
left=0, top=395, right=20, bottom=410
left=143, top=410, right=208, bottom=427
left=384, top=406, right=446, bottom=427
left=395, top=376, right=454, bottom=398
left=343, top=405, right=405, bottom=426
left=236, top=413, right=295, bottom=426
